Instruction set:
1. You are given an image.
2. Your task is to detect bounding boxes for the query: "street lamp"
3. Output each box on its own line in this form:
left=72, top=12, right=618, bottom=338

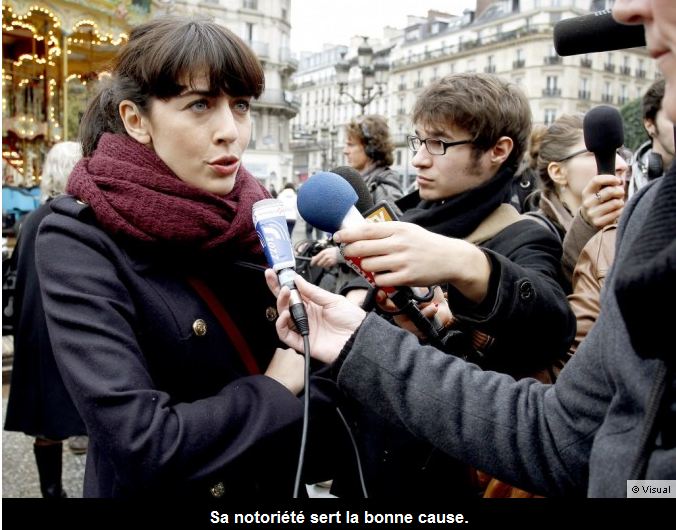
left=335, top=36, right=390, bottom=115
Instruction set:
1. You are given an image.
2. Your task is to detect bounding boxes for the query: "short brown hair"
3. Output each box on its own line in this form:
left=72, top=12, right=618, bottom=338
left=412, top=73, right=532, bottom=169
left=79, top=16, right=265, bottom=156
left=345, top=115, right=394, bottom=167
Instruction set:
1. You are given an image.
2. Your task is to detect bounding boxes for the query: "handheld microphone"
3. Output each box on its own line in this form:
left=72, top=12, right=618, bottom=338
left=583, top=105, right=625, bottom=175
left=553, top=10, right=645, bottom=56
left=297, top=172, right=443, bottom=343
left=330, top=166, right=375, bottom=213
left=252, top=199, right=309, bottom=336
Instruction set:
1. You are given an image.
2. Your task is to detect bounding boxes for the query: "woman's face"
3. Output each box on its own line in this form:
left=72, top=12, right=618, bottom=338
left=614, top=0, right=676, bottom=121
left=552, top=137, right=628, bottom=202
left=343, top=134, right=370, bottom=171
left=144, top=77, right=252, bottom=196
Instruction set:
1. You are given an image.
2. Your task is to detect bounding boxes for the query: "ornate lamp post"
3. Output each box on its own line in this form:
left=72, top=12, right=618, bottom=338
left=335, top=36, right=390, bottom=115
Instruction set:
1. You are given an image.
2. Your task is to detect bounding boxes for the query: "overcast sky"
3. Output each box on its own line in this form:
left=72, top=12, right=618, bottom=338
left=290, top=0, right=476, bottom=54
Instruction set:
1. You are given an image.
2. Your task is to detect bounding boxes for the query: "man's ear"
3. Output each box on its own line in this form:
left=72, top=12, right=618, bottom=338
left=547, top=160, right=567, bottom=186
left=119, top=100, right=152, bottom=144
left=490, top=136, right=514, bottom=166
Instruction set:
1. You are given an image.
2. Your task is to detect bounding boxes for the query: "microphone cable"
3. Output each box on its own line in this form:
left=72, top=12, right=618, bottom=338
left=289, top=295, right=311, bottom=499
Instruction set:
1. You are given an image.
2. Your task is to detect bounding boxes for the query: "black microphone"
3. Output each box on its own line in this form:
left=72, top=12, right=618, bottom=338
left=583, top=105, right=625, bottom=175
left=554, top=10, right=645, bottom=56
left=330, top=166, right=375, bottom=214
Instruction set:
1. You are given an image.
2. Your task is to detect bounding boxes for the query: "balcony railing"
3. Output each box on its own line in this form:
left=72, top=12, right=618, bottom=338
left=484, top=65, right=496, bottom=73
left=397, top=83, right=407, bottom=91
left=619, top=66, right=631, bottom=76
left=578, top=90, right=591, bottom=100
left=601, top=94, right=614, bottom=103
left=618, top=96, right=629, bottom=105
left=544, top=55, right=562, bottom=65
left=542, top=87, right=562, bottom=97
left=512, top=59, right=525, bottom=69
left=397, top=108, right=407, bottom=115
left=414, top=80, right=424, bottom=88
left=604, top=63, right=616, bottom=73
left=580, top=58, right=593, bottom=68
left=636, top=69, right=646, bottom=79
left=390, top=23, right=551, bottom=70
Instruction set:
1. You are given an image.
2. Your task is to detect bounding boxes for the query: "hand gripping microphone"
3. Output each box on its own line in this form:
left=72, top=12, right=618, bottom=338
left=583, top=105, right=625, bottom=176
left=553, top=9, right=645, bottom=56
left=297, top=171, right=443, bottom=345
left=252, top=199, right=309, bottom=336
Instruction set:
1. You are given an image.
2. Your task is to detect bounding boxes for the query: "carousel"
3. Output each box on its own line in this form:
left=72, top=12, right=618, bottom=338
left=2, top=0, right=153, bottom=191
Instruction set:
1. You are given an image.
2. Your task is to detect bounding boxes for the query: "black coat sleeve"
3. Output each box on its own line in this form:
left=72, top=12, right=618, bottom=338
left=446, top=219, right=576, bottom=374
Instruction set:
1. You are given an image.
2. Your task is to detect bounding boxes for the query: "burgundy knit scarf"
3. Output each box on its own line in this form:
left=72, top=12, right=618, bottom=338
left=67, top=133, right=269, bottom=262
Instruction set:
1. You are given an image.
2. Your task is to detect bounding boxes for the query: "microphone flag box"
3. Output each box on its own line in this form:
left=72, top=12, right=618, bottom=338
left=252, top=199, right=295, bottom=272
left=363, top=201, right=400, bottom=223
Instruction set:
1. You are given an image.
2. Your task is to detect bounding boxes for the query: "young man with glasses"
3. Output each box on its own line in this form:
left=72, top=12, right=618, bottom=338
left=324, top=73, right=576, bottom=498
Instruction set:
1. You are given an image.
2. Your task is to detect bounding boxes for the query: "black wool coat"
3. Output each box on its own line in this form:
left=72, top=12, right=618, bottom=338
left=35, top=196, right=343, bottom=498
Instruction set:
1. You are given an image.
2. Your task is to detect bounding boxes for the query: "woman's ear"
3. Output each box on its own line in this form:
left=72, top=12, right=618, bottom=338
left=643, top=118, right=656, bottom=138
left=489, top=136, right=514, bottom=166
left=119, top=100, right=152, bottom=145
left=547, top=161, right=568, bottom=187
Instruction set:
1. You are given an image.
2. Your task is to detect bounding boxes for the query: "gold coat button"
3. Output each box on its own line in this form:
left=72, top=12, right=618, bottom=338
left=210, top=481, right=225, bottom=498
left=192, top=319, right=207, bottom=336
left=265, top=307, right=278, bottom=321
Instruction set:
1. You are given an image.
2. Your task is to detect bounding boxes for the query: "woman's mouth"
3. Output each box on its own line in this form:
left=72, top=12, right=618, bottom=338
left=208, top=157, right=240, bottom=176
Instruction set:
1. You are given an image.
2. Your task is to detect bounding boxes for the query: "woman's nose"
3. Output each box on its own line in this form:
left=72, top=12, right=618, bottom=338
left=213, top=104, right=238, bottom=144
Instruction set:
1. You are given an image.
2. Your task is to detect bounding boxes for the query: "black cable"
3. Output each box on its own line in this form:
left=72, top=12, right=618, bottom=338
left=292, top=334, right=311, bottom=498
left=335, top=406, right=368, bottom=498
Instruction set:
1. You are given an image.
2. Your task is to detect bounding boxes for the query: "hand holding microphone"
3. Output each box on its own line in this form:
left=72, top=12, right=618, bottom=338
left=264, top=269, right=365, bottom=365
left=579, top=105, right=628, bottom=228
left=253, top=199, right=309, bottom=336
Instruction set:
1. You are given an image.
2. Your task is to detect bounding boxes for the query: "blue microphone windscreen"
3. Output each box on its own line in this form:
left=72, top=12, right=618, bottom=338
left=297, top=171, right=358, bottom=232
left=584, top=105, right=624, bottom=153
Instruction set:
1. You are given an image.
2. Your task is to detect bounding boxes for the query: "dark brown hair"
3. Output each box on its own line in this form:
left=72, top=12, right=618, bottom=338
left=79, top=16, right=265, bottom=156
left=345, top=115, right=394, bottom=167
left=412, top=73, right=532, bottom=169
left=642, top=78, right=665, bottom=123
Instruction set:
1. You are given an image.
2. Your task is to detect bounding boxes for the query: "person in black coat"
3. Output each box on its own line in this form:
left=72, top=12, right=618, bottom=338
left=328, top=73, right=576, bottom=498
left=32, top=17, right=344, bottom=498
left=4, top=141, right=85, bottom=497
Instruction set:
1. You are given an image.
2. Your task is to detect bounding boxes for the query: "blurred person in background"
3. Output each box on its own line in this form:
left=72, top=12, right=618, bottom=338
left=4, top=141, right=87, bottom=498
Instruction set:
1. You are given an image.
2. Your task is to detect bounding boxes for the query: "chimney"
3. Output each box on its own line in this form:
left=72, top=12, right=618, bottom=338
left=475, top=0, right=495, bottom=18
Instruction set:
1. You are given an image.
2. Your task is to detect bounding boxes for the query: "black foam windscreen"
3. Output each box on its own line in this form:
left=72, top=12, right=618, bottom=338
left=330, top=166, right=375, bottom=214
left=554, top=10, right=645, bottom=56
left=584, top=105, right=625, bottom=175
left=583, top=105, right=625, bottom=153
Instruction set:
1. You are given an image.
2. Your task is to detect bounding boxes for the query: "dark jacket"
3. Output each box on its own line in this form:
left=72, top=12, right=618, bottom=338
left=333, top=172, right=675, bottom=497
left=4, top=202, right=86, bottom=439
left=35, top=196, right=342, bottom=498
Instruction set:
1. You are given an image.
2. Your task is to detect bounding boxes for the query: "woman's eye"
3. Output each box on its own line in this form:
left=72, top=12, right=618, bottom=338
left=190, top=99, right=209, bottom=112
left=233, top=100, right=250, bottom=113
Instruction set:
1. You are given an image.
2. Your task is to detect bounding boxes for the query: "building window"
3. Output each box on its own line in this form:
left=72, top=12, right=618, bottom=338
left=245, top=22, right=254, bottom=42
left=544, top=108, right=557, bottom=125
left=243, top=0, right=257, bottom=9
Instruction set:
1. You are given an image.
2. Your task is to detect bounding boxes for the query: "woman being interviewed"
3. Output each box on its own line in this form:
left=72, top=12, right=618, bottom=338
left=35, top=17, right=316, bottom=498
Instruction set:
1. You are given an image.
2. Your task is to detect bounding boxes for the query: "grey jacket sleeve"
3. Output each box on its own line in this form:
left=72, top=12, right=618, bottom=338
left=335, top=311, right=612, bottom=496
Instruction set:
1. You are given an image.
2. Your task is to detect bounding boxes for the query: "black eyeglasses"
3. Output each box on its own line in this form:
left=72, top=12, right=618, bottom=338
left=555, top=147, right=625, bottom=163
left=554, top=148, right=590, bottom=163
left=407, top=135, right=473, bottom=155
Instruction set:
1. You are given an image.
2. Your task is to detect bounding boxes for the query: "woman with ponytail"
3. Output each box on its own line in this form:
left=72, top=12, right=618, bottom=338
left=34, top=17, right=334, bottom=498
